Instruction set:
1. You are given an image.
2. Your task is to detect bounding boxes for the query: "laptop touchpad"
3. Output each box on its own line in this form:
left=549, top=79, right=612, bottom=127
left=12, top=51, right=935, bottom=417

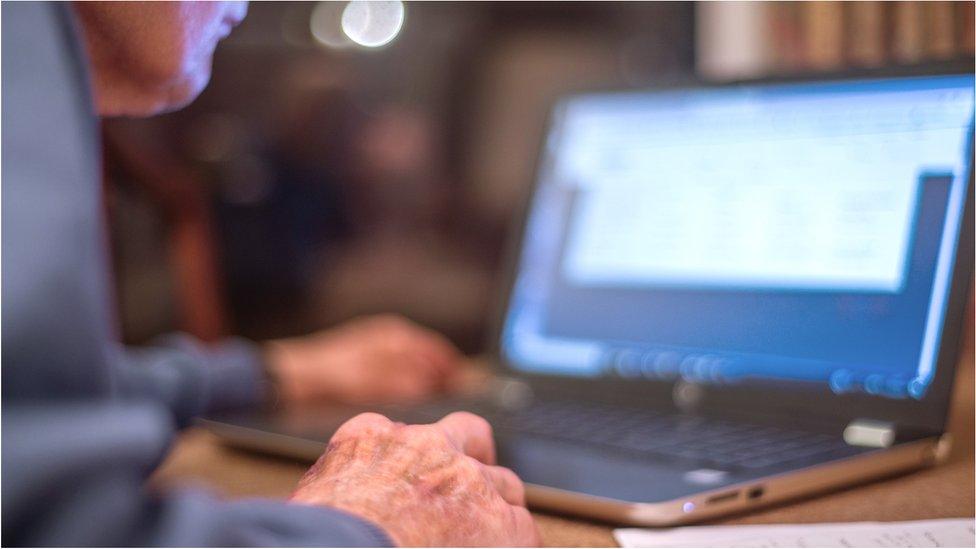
left=497, top=434, right=740, bottom=504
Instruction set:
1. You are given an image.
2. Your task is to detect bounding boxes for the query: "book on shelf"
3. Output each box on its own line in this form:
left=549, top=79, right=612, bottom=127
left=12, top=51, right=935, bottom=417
left=695, top=1, right=974, bottom=80
left=846, top=1, right=885, bottom=67
left=802, top=1, right=844, bottom=70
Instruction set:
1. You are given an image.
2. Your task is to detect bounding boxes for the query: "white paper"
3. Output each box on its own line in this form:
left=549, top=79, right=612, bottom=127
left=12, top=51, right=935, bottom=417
left=614, top=518, right=975, bottom=548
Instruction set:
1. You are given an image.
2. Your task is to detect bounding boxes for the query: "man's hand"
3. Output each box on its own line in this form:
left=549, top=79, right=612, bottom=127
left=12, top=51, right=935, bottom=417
left=265, top=315, right=463, bottom=404
left=290, top=412, right=540, bottom=547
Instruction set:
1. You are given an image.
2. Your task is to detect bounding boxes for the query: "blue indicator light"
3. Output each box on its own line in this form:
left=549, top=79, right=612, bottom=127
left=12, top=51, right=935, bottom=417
left=682, top=501, right=696, bottom=513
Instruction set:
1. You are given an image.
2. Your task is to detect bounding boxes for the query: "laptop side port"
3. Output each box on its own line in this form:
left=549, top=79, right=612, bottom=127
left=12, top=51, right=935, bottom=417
left=705, top=490, right=739, bottom=505
left=747, top=486, right=765, bottom=500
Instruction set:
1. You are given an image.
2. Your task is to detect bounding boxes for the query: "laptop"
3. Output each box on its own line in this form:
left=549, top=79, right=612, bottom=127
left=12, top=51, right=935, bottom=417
left=203, top=67, right=976, bottom=526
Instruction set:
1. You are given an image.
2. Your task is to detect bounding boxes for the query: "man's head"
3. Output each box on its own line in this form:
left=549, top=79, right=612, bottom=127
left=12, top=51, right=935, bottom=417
left=73, top=1, right=248, bottom=117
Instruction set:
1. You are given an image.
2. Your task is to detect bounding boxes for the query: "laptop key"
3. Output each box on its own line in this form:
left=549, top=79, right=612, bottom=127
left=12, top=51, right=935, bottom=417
left=438, top=398, right=845, bottom=471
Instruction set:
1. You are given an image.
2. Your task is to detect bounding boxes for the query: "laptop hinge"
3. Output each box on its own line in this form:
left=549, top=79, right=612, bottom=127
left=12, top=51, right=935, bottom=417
left=843, top=419, right=896, bottom=448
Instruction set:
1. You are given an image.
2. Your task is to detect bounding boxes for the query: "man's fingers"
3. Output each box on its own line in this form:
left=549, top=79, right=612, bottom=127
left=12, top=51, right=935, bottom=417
left=511, top=505, right=542, bottom=547
left=387, top=369, right=436, bottom=401
left=332, top=412, right=394, bottom=441
left=414, top=329, right=463, bottom=369
left=435, top=411, right=497, bottom=465
left=378, top=315, right=461, bottom=373
left=483, top=465, right=526, bottom=507
left=404, top=351, right=449, bottom=384
left=395, top=331, right=462, bottom=385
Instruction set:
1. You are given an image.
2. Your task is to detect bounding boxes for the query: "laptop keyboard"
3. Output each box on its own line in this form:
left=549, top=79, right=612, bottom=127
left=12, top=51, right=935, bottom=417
left=402, top=398, right=852, bottom=471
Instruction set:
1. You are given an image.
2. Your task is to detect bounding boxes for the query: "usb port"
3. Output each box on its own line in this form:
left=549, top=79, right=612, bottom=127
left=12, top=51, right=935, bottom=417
left=705, top=490, right=739, bottom=505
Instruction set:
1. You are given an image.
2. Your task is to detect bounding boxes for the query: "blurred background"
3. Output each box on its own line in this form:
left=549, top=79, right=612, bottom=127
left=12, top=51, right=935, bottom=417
left=103, top=1, right=975, bottom=353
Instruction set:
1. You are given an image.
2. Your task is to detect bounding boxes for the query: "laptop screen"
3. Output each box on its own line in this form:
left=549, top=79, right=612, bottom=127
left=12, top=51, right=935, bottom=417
left=501, top=73, right=975, bottom=400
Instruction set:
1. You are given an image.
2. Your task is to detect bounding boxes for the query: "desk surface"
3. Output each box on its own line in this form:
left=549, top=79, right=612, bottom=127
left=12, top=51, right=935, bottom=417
left=152, top=358, right=974, bottom=547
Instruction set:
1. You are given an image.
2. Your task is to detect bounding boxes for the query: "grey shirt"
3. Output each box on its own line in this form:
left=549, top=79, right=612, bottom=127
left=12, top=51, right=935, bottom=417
left=1, top=3, right=391, bottom=546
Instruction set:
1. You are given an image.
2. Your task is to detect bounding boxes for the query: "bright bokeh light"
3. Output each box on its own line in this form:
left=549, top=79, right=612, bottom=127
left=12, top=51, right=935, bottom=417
left=340, top=0, right=405, bottom=48
left=310, top=1, right=352, bottom=49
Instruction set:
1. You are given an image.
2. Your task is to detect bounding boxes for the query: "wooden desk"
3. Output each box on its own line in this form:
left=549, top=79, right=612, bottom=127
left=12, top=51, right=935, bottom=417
left=152, top=359, right=974, bottom=547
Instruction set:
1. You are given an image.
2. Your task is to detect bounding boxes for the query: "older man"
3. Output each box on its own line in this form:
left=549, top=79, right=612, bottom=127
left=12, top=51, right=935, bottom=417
left=1, top=2, right=539, bottom=546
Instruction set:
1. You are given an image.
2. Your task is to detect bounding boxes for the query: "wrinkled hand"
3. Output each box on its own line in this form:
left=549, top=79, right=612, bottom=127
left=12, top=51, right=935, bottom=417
left=290, top=412, right=540, bottom=547
left=265, top=315, right=463, bottom=404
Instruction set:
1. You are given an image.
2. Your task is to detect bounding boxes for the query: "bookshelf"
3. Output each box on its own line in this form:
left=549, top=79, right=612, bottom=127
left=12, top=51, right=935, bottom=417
left=696, top=1, right=975, bottom=80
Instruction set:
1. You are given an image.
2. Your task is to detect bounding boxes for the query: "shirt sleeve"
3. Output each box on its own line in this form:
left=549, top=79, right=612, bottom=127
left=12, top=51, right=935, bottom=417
left=1, top=402, right=394, bottom=547
left=113, top=333, right=272, bottom=427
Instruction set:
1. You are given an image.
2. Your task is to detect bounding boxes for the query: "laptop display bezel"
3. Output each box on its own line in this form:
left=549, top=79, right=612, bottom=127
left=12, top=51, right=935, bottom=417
left=485, top=61, right=976, bottom=436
